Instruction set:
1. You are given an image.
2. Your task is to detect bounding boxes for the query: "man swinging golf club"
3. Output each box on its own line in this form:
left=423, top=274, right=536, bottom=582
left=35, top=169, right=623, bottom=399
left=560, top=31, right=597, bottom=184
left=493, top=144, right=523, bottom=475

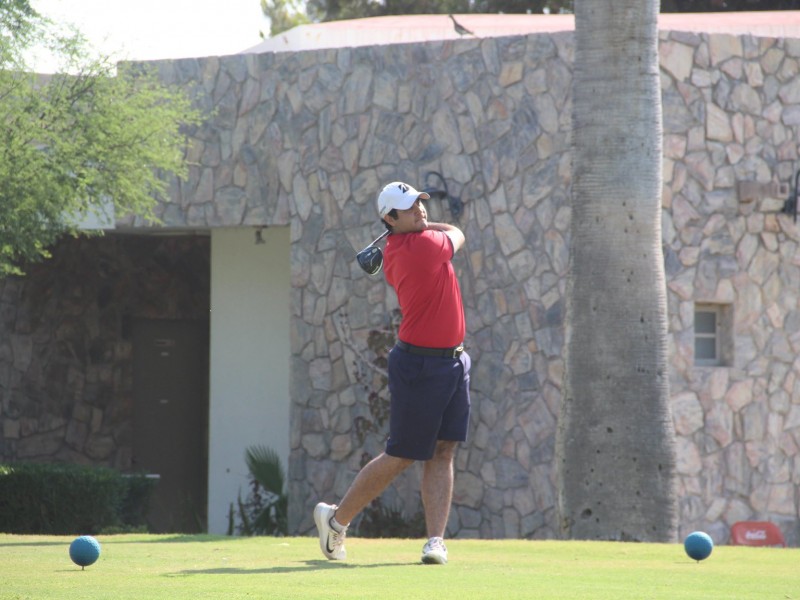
left=315, top=181, right=471, bottom=565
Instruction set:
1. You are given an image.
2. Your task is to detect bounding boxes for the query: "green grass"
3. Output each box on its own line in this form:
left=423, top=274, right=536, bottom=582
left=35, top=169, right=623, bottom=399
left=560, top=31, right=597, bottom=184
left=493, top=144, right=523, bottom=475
left=0, top=534, right=797, bottom=599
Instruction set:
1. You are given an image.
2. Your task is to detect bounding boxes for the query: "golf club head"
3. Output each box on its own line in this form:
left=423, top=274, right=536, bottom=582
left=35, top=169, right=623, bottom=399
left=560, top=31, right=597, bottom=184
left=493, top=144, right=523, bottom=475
left=357, top=246, right=384, bottom=275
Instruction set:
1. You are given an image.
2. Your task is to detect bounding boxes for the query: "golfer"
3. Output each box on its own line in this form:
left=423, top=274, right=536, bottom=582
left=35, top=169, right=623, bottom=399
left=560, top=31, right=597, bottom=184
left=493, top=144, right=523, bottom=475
left=314, top=181, right=471, bottom=565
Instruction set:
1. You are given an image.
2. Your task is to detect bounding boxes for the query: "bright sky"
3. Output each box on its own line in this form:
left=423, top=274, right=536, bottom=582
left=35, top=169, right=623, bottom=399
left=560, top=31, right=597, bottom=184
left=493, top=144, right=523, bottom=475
left=30, top=0, right=268, bottom=71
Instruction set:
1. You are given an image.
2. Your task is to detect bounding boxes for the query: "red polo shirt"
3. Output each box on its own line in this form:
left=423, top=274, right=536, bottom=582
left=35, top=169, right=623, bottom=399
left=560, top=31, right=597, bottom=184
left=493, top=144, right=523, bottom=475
left=383, top=229, right=465, bottom=348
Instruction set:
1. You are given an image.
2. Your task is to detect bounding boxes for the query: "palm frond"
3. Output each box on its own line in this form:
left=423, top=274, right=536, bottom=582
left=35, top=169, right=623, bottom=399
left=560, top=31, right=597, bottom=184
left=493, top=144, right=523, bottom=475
left=244, top=445, right=285, bottom=496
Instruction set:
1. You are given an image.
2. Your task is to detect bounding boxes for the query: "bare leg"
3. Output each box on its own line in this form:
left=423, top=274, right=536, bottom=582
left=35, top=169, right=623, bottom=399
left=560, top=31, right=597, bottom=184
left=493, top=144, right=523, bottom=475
left=421, top=440, right=458, bottom=538
left=335, top=452, right=414, bottom=526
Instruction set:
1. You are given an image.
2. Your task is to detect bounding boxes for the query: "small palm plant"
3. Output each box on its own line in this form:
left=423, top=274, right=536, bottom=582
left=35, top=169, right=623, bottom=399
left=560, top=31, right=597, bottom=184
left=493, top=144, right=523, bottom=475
left=234, top=445, right=288, bottom=536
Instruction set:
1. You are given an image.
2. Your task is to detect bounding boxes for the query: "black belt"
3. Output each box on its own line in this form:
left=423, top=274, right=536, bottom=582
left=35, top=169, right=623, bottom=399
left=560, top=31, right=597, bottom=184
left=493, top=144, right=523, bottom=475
left=396, top=340, right=464, bottom=358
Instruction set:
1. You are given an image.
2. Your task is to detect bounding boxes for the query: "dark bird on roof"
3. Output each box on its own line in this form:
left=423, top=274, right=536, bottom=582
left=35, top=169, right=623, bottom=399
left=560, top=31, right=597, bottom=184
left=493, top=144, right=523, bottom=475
left=449, top=14, right=474, bottom=36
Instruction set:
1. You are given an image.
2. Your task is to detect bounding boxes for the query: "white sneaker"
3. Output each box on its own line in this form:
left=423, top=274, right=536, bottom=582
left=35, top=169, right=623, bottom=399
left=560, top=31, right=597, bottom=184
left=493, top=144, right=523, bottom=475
left=313, top=502, right=347, bottom=560
left=421, top=536, right=448, bottom=564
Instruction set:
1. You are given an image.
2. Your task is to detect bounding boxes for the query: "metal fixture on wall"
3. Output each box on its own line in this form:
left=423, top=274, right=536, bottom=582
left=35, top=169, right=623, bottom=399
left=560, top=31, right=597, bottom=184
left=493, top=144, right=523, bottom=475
left=422, top=171, right=464, bottom=221
left=782, top=170, right=800, bottom=223
left=737, top=176, right=797, bottom=222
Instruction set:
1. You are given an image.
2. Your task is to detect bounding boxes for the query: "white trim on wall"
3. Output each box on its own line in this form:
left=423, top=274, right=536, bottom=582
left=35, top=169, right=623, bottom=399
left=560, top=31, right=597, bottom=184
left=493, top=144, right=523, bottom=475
left=207, top=227, right=290, bottom=535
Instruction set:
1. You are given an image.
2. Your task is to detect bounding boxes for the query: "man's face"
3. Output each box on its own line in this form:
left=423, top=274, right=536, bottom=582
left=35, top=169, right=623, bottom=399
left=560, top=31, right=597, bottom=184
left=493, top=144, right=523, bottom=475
left=386, top=198, right=428, bottom=233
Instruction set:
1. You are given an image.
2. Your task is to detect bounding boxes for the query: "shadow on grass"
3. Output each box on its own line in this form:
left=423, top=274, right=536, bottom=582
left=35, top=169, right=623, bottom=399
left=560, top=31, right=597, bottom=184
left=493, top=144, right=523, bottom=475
left=169, top=560, right=422, bottom=576
left=0, top=534, right=228, bottom=547
left=0, top=540, right=65, bottom=547
left=99, top=535, right=228, bottom=544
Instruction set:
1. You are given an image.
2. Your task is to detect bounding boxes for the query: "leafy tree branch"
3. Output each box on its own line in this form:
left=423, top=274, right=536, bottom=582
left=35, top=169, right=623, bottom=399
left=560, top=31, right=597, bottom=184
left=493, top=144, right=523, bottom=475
left=0, top=1, right=203, bottom=276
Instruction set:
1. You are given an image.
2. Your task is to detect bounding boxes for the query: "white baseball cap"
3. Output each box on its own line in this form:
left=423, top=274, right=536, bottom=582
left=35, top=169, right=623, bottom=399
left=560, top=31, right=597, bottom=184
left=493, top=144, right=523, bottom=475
left=377, top=181, right=430, bottom=218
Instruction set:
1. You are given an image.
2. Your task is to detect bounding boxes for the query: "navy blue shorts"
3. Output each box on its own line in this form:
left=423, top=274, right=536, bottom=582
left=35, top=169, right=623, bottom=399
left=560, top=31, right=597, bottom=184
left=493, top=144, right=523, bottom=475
left=385, top=345, right=471, bottom=461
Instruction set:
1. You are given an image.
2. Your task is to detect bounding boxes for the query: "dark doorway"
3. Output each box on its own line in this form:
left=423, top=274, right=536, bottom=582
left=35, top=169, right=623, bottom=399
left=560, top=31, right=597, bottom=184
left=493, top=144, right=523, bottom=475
left=132, top=318, right=209, bottom=533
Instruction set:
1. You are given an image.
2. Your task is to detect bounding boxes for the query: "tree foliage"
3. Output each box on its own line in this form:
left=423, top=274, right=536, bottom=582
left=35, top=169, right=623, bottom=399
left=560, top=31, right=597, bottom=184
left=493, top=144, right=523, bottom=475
left=260, top=0, right=310, bottom=37
left=260, top=0, right=573, bottom=34
left=263, top=0, right=800, bottom=35
left=0, top=1, right=202, bottom=276
left=662, top=0, right=800, bottom=10
left=302, top=0, right=573, bottom=25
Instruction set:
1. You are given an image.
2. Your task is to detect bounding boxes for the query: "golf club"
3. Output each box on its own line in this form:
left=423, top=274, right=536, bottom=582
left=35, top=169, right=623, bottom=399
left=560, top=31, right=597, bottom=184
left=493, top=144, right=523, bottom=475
left=356, top=230, right=390, bottom=275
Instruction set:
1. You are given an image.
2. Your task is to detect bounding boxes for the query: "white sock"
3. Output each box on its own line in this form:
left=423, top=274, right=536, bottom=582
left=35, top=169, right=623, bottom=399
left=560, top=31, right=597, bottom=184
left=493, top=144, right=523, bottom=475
left=330, top=516, right=347, bottom=532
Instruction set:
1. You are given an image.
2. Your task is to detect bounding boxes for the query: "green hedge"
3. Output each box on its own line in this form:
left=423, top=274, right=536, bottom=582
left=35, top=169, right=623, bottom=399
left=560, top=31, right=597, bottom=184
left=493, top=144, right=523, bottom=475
left=0, top=463, right=157, bottom=534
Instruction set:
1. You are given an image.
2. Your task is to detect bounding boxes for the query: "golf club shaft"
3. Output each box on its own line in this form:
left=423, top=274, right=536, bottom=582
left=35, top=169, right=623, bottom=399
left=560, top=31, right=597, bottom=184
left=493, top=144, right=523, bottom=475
left=361, top=229, right=390, bottom=252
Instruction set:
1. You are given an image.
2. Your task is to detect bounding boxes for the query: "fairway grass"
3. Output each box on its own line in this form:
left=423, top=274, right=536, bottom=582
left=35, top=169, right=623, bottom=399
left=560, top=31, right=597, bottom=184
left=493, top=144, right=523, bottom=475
left=1, top=534, right=797, bottom=600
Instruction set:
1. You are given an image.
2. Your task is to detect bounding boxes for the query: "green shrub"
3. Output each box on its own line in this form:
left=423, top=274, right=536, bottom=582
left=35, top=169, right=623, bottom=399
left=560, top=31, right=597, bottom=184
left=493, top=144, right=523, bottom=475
left=117, top=473, right=159, bottom=532
left=355, top=496, right=426, bottom=539
left=229, top=445, right=288, bottom=536
left=0, top=463, right=156, bottom=534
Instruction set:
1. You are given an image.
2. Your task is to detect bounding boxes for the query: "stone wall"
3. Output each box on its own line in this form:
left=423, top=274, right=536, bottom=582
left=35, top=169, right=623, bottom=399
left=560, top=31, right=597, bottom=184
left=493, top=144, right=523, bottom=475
left=660, top=31, right=800, bottom=544
left=149, top=32, right=576, bottom=541
left=6, top=25, right=800, bottom=543
left=154, top=29, right=800, bottom=544
left=0, top=236, right=210, bottom=468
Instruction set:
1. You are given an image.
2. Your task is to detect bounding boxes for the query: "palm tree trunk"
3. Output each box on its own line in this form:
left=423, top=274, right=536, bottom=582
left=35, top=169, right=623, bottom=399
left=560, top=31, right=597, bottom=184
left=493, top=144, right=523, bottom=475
left=556, top=0, right=677, bottom=542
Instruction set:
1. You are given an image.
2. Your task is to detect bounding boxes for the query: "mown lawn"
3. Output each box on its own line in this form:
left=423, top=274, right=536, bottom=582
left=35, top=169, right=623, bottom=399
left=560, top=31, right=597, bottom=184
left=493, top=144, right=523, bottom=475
left=1, top=534, right=796, bottom=600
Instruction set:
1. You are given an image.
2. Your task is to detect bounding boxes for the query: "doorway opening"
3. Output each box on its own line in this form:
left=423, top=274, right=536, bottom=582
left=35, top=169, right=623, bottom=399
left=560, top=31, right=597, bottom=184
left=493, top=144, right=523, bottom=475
left=132, top=318, right=209, bottom=533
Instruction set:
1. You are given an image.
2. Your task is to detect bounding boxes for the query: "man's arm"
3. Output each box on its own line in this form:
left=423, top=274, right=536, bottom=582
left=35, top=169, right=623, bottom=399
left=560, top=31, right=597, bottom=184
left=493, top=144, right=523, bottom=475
left=427, top=222, right=465, bottom=253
